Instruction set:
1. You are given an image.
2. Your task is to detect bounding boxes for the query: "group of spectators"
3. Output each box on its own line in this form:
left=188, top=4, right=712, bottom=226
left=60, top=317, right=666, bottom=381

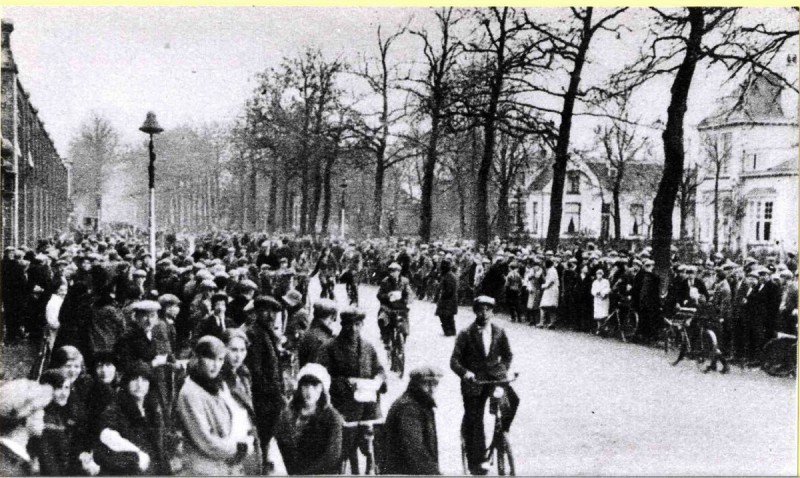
left=0, top=229, right=796, bottom=477
left=0, top=230, right=448, bottom=476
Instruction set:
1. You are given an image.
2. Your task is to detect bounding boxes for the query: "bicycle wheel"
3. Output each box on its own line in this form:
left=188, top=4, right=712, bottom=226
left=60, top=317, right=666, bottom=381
left=620, top=310, right=638, bottom=343
left=391, top=330, right=406, bottom=378
left=664, top=328, right=682, bottom=364
left=502, top=432, right=515, bottom=476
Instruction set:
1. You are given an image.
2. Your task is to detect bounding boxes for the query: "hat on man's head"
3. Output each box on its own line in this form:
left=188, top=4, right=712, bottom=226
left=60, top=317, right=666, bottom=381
left=158, top=294, right=181, bottom=308
left=131, top=300, right=161, bottom=314
left=133, top=269, right=147, bottom=278
left=239, top=279, right=258, bottom=292
left=340, top=307, right=366, bottom=326
left=195, top=335, right=227, bottom=359
left=253, top=295, right=283, bottom=311
left=409, top=365, right=444, bottom=385
left=210, top=292, right=229, bottom=305
left=313, top=299, right=338, bottom=320
left=0, top=379, right=53, bottom=425
left=473, top=295, right=496, bottom=308
left=282, top=290, right=303, bottom=308
left=388, top=262, right=402, bottom=271
left=200, top=279, right=218, bottom=291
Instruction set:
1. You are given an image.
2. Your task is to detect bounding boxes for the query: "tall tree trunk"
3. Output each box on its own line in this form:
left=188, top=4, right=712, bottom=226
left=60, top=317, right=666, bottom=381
left=281, top=182, right=292, bottom=231
left=300, top=167, right=309, bottom=235
left=267, top=174, right=279, bottom=233
left=613, top=183, right=621, bottom=240
left=321, top=157, right=334, bottom=236
left=545, top=8, right=593, bottom=251
left=309, top=164, right=323, bottom=236
left=652, top=8, right=704, bottom=292
left=373, top=156, right=385, bottom=236
left=713, top=167, right=720, bottom=252
left=249, top=166, right=258, bottom=231
left=495, top=184, right=511, bottom=238
left=419, top=110, right=441, bottom=242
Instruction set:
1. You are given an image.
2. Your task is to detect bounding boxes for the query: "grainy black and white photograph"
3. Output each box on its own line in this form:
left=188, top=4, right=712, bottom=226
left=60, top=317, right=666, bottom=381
left=0, top=6, right=797, bottom=476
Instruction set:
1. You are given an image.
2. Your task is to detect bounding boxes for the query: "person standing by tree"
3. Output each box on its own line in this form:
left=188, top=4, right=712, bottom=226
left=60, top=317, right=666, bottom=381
left=436, top=260, right=459, bottom=337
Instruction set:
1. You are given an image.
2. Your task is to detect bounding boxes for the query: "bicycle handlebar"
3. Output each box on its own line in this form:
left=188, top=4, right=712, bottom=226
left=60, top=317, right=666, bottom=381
left=342, top=418, right=385, bottom=428
left=470, top=372, right=519, bottom=386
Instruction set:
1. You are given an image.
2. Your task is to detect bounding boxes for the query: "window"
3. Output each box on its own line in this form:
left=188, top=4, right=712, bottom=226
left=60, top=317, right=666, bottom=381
left=564, top=202, right=581, bottom=234
left=720, top=132, right=731, bottom=175
left=531, top=202, right=538, bottom=235
left=567, top=171, right=580, bottom=194
left=630, top=204, right=644, bottom=236
left=752, top=200, right=774, bottom=241
left=752, top=153, right=758, bottom=170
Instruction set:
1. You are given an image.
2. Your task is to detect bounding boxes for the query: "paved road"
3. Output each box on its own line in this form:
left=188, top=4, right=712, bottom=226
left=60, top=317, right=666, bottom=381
left=284, top=278, right=796, bottom=475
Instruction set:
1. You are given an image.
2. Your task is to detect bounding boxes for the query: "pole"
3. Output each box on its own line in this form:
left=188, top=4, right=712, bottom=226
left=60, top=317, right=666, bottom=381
left=148, top=134, right=156, bottom=263
left=340, top=186, right=346, bottom=239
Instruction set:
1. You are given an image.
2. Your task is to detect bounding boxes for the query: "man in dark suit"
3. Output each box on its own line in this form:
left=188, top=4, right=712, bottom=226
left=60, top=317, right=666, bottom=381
left=192, top=293, right=234, bottom=343
left=451, top=296, right=519, bottom=476
left=435, top=260, right=459, bottom=336
left=245, top=295, right=285, bottom=472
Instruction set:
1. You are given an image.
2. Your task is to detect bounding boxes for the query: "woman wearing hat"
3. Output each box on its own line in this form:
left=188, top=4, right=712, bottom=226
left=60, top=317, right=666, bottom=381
left=94, top=361, right=168, bottom=475
left=0, top=379, right=53, bottom=476
left=176, top=336, right=256, bottom=476
left=274, top=363, right=343, bottom=475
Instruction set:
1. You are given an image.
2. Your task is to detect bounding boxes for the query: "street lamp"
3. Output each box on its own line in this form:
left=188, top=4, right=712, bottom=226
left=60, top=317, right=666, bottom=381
left=340, top=182, right=347, bottom=239
left=139, top=111, right=163, bottom=265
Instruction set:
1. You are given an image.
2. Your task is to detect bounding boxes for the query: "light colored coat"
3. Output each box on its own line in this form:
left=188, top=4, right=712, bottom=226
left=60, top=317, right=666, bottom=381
left=540, top=267, right=560, bottom=308
left=175, top=377, right=246, bottom=476
left=591, top=278, right=611, bottom=319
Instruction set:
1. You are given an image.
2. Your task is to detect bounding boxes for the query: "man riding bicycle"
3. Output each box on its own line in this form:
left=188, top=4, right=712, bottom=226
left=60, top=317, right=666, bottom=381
left=377, top=262, right=412, bottom=350
left=450, top=295, right=519, bottom=476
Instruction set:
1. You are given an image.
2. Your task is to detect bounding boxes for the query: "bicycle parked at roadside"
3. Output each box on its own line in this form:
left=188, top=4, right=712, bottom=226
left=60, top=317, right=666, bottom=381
left=597, top=296, right=639, bottom=343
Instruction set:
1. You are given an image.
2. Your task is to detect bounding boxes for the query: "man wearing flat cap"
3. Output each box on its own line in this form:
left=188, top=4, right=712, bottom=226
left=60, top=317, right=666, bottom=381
left=377, top=262, right=412, bottom=349
left=319, top=307, right=386, bottom=472
left=244, top=295, right=285, bottom=470
left=450, top=296, right=518, bottom=475
left=747, top=266, right=782, bottom=365
left=382, top=365, right=444, bottom=475
left=298, top=299, right=338, bottom=367
left=114, top=300, right=168, bottom=376
left=193, top=292, right=235, bottom=344
left=0, top=379, right=53, bottom=476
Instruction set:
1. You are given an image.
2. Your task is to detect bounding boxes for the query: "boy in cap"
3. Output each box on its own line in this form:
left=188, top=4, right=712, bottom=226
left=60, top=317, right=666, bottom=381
left=376, top=262, right=412, bottom=349
left=382, top=366, right=444, bottom=475
left=298, top=299, right=338, bottom=367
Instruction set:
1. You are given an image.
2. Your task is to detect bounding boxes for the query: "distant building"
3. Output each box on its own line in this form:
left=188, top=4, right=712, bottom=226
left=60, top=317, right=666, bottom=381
left=694, top=67, right=799, bottom=254
left=1, top=20, right=71, bottom=249
left=522, top=158, right=682, bottom=242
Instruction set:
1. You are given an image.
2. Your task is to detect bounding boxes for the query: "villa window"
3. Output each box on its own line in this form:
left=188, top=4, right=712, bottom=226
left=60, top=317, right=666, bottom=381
left=567, top=171, right=580, bottom=194
left=564, top=202, right=581, bottom=234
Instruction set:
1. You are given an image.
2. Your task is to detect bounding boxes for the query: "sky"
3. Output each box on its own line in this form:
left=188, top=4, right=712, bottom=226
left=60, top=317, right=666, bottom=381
left=2, top=7, right=796, bottom=158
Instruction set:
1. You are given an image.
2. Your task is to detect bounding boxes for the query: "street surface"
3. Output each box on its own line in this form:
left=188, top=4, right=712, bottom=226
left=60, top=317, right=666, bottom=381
left=274, top=278, right=797, bottom=475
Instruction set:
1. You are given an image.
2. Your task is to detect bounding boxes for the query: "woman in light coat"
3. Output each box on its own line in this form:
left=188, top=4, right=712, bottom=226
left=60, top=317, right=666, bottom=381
left=175, top=336, right=256, bottom=476
left=591, top=269, right=611, bottom=334
left=539, top=260, right=560, bottom=328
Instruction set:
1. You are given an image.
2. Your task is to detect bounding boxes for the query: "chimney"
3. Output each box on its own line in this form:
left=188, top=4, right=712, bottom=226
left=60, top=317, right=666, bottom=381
left=2, top=19, right=17, bottom=73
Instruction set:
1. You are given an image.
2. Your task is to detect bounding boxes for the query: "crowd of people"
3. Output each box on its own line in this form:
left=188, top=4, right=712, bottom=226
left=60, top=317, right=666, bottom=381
left=0, top=229, right=796, bottom=476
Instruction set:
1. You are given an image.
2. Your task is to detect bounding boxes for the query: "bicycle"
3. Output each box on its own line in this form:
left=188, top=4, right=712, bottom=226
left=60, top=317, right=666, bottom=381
left=662, top=307, right=695, bottom=366
left=340, top=418, right=385, bottom=475
left=379, top=307, right=408, bottom=378
left=461, top=373, right=518, bottom=476
left=762, top=332, right=797, bottom=377
left=597, top=297, right=639, bottom=343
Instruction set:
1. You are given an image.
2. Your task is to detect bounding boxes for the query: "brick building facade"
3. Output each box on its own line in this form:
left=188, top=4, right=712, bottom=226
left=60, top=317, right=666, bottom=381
left=2, top=20, right=70, bottom=250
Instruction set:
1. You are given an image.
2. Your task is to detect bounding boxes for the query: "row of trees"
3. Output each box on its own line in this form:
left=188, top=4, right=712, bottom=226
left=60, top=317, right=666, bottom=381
left=68, top=7, right=797, bottom=288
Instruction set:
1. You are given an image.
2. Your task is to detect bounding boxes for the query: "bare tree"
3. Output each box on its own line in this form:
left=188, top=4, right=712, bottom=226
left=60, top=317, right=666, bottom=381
left=404, top=8, right=464, bottom=242
left=68, top=113, right=120, bottom=207
left=701, top=134, right=731, bottom=252
left=595, top=92, right=649, bottom=240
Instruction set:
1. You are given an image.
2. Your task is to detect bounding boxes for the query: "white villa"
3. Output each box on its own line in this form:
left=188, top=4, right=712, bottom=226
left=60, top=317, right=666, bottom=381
left=694, top=68, right=799, bottom=254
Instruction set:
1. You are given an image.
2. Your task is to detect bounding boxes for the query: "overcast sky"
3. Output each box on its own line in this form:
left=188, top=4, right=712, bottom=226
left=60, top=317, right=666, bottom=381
left=3, top=7, right=796, bottom=158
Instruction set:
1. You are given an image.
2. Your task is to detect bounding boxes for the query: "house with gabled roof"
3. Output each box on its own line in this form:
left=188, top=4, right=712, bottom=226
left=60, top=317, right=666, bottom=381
left=520, top=157, right=680, bottom=241
left=694, top=67, right=799, bottom=254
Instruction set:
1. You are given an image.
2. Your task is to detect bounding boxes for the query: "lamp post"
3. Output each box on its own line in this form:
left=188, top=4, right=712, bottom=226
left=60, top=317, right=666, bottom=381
left=340, top=182, right=347, bottom=239
left=139, top=112, right=163, bottom=265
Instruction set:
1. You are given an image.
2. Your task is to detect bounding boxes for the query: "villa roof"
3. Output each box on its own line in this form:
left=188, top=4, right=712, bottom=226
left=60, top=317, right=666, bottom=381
left=698, top=73, right=797, bottom=129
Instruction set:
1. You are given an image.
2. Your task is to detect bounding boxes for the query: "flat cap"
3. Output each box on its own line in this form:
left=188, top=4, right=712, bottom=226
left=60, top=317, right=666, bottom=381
left=474, top=295, right=496, bottom=307
left=239, top=279, right=258, bottom=291
left=312, top=299, right=338, bottom=319
left=254, top=295, right=283, bottom=311
left=340, top=307, right=366, bottom=325
left=388, top=262, right=402, bottom=271
left=133, top=269, right=148, bottom=278
left=0, top=379, right=53, bottom=421
left=210, top=292, right=229, bottom=304
left=158, top=294, right=181, bottom=307
left=131, top=300, right=161, bottom=313
left=200, top=279, right=218, bottom=290
left=410, top=365, right=444, bottom=384
left=282, top=289, right=303, bottom=308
